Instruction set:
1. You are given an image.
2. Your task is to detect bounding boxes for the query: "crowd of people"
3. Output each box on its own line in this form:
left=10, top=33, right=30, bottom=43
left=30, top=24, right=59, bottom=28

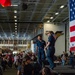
left=0, top=51, right=75, bottom=75
left=16, top=52, right=58, bottom=75
left=0, top=51, right=58, bottom=75
left=0, top=31, right=75, bottom=75
left=16, top=31, right=57, bottom=75
left=0, top=53, right=22, bottom=71
left=61, top=51, right=75, bottom=68
left=0, top=31, right=58, bottom=75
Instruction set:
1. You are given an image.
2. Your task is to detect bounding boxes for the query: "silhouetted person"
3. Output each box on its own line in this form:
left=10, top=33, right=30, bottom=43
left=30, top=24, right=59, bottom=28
left=23, top=56, right=34, bottom=75
left=1, top=57, right=7, bottom=71
left=8, top=54, right=13, bottom=68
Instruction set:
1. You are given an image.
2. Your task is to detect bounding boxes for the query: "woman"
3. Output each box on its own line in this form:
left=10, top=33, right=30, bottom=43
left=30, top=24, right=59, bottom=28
left=45, top=31, right=55, bottom=69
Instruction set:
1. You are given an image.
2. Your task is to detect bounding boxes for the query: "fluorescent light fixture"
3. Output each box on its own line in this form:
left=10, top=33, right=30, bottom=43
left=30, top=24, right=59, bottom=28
left=15, top=25, right=17, bottom=27
left=47, top=20, right=50, bottom=23
left=14, top=16, right=17, bottom=18
left=14, top=10, right=17, bottom=13
left=15, top=23, right=17, bottom=25
left=15, top=33, right=17, bottom=35
left=15, top=28, right=17, bottom=30
left=15, top=20, right=17, bottom=22
left=50, top=17, right=53, bottom=19
left=11, top=5, right=18, bottom=6
left=55, top=12, right=59, bottom=15
left=60, top=5, right=64, bottom=8
left=15, top=31, right=17, bottom=33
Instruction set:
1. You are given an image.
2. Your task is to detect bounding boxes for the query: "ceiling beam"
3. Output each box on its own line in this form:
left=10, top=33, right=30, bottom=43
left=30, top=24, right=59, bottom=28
left=62, top=17, right=69, bottom=22
left=0, top=21, right=43, bottom=23
left=8, top=25, right=14, bottom=39
left=30, top=0, right=40, bottom=21
left=22, top=0, right=41, bottom=38
left=18, top=0, right=23, bottom=37
left=6, top=10, right=13, bottom=33
left=25, top=24, right=30, bottom=35
left=0, top=10, right=64, bottom=13
left=41, top=0, right=57, bottom=21
left=0, top=24, right=6, bottom=40
left=52, top=7, right=68, bottom=22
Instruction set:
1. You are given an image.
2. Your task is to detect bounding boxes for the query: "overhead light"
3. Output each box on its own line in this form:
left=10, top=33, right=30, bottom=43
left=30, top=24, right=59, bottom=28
left=14, top=16, right=17, bottom=18
left=15, top=31, right=17, bottom=33
left=60, top=5, right=64, bottom=8
left=15, top=28, right=17, bottom=30
left=47, top=20, right=50, bottom=23
left=15, top=23, right=17, bottom=25
left=14, top=10, right=17, bottom=13
left=15, top=25, right=17, bottom=27
left=55, top=12, right=59, bottom=15
left=50, top=17, right=53, bottom=19
left=15, top=20, right=17, bottom=22
left=15, top=33, right=17, bottom=35
left=11, top=5, right=18, bottom=6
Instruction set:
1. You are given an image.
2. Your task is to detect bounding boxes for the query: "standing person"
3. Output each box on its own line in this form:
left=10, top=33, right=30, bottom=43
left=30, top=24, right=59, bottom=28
left=61, top=51, right=66, bottom=66
left=17, top=62, right=22, bottom=75
left=14, top=55, right=18, bottom=68
left=0, top=55, right=2, bottom=65
left=69, top=51, right=74, bottom=65
left=1, top=56, right=7, bottom=71
left=45, top=31, right=56, bottom=70
left=8, top=54, right=13, bottom=68
left=36, top=35, right=46, bottom=68
left=72, top=53, right=75, bottom=69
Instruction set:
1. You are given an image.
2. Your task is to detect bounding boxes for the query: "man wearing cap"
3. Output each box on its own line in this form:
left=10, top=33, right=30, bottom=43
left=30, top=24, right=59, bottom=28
left=36, top=35, right=46, bottom=68
left=45, top=31, right=56, bottom=69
